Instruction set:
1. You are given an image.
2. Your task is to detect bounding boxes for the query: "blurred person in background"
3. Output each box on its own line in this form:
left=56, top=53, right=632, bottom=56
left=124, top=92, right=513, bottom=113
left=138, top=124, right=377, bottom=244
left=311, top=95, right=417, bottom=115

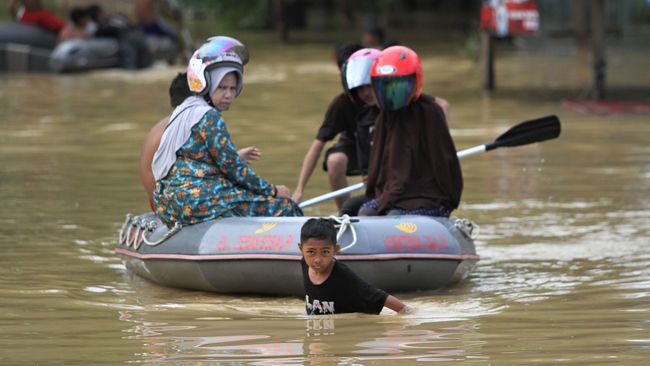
left=57, top=6, right=91, bottom=43
left=8, top=0, right=65, bottom=34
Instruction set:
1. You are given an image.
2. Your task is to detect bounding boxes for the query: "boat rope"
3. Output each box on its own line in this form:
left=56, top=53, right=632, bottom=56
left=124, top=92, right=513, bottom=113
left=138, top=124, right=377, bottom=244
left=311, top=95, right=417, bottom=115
left=141, top=221, right=182, bottom=247
left=455, top=218, right=480, bottom=239
left=118, top=214, right=133, bottom=245
left=129, top=225, right=142, bottom=249
left=118, top=213, right=182, bottom=249
left=327, top=214, right=358, bottom=252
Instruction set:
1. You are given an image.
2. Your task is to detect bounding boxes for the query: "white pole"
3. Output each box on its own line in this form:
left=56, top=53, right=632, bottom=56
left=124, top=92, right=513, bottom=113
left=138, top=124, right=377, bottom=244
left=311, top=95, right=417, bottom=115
left=299, top=182, right=365, bottom=209
left=299, top=144, right=485, bottom=209
left=456, top=145, right=487, bottom=158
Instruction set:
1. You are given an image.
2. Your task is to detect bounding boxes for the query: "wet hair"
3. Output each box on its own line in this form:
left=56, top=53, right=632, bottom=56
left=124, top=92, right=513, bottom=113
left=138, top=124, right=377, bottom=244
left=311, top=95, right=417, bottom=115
left=365, top=25, right=386, bottom=45
left=169, top=72, right=192, bottom=108
left=69, top=7, right=88, bottom=26
left=300, top=218, right=337, bottom=245
left=85, top=4, right=102, bottom=23
left=335, top=42, right=363, bottom=70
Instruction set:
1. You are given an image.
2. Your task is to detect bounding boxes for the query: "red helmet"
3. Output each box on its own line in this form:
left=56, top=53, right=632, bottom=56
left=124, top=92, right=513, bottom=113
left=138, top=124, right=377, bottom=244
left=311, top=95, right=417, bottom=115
left=370, top=46, right=422, bottom=110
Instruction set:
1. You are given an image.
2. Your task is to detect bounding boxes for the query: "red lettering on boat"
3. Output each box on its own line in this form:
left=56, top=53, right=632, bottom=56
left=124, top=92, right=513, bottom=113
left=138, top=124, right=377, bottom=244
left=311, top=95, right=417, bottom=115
left=231, top=234, right=294, bottom=251
left=235, top=235, right=258, bottom=251
left=215, top=235, right=230, bottom=251
left=422, top=234, right=448, bottom=251
left=284, top=234, right=295, bottom=249
left=385, top=234, right=449, bottom=252
left=261, top=234, right=283, bottom=250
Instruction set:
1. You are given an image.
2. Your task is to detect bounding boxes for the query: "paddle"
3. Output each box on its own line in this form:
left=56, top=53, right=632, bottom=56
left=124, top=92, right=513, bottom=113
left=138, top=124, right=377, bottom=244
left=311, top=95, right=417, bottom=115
left=299, top=115, right=561, bottom=209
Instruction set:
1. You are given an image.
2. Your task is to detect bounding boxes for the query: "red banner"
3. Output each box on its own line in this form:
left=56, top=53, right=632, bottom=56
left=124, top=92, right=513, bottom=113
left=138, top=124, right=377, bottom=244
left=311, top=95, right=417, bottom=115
left=480, top=0, right=539, bottom=37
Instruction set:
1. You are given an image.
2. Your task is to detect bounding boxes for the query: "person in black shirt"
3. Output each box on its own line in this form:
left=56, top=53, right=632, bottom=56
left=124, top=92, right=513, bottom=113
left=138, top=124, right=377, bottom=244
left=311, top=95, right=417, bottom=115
left=292, top=43, right=364, bottom=211
left=299, top=218, right=412, bottom=315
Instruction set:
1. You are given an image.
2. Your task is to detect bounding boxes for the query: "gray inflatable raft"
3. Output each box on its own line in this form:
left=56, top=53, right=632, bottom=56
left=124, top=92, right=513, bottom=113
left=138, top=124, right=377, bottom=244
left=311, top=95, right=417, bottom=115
left=49, top=35, right=178, bottom=73
left=1, top=22, right=179, bottom=73
left=0, top=22, right=55, bottom=72
left=116, top=214, right=479, bottom=296
left=0, top=22, right=56, bottom=49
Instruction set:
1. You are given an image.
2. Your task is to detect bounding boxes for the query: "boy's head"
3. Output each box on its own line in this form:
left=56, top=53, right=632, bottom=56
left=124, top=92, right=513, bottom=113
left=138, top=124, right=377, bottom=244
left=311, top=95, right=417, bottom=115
left=299, top=218, right=340, bottom=272
left=69, top=7, right=89, bottom=27
left=169, top=72, right=192, bottom=108
left=300, top=218, right=337, bottom=244
left=362, top=25, right=386, bottom=49
left=85, top=4, right=103, bottom=23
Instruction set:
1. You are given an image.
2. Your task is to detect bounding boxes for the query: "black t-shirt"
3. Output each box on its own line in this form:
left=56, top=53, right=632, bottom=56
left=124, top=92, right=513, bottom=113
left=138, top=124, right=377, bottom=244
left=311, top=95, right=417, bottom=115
left=354, top=105, right=380, bottom=175
left=315, top=93, right=362, bottom=143
left=301, top=258, right=388, bottom=315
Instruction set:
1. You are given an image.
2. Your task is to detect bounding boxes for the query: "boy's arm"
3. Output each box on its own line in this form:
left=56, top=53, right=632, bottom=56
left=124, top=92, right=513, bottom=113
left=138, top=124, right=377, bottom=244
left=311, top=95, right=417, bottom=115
left=292, top=139, right=325, bottom=203
left=384, top=295, right=414, bottom=314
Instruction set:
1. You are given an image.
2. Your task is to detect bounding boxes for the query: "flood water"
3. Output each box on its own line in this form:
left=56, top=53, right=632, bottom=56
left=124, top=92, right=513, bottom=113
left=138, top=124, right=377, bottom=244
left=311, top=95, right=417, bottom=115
left=1, top=33, right=649, bottom=365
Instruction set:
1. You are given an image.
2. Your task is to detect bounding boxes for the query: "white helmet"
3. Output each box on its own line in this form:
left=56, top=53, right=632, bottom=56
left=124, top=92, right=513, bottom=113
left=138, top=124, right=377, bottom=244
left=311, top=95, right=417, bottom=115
left=187, top=36, right=249, bottom=96
left=341, top=48, right=381, bottom=104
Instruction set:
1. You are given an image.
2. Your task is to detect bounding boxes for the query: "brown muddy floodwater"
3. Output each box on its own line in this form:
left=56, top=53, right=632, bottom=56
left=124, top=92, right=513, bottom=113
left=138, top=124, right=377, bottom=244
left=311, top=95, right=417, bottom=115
left=1, top=34, right=649, bottom=365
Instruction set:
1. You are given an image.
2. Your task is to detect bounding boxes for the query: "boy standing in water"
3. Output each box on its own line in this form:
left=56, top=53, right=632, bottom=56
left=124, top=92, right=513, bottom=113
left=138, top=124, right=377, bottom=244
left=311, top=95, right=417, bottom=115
left=298, top=218, right=412, bottom=315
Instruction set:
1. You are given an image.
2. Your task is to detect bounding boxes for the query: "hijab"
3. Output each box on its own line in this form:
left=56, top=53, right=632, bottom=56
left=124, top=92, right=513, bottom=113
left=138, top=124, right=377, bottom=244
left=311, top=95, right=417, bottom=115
left=151, top=95, right=212, bottom=181
left=151, top=66, right=241, bottom=181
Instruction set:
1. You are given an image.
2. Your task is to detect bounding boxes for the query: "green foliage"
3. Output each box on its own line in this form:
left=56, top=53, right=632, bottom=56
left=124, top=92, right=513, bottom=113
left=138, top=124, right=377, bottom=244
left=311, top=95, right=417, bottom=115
left=458, top=31, right=481, bottom=63
left=177, top=0, right=399, bottom=31
left=180, top=0, right=273, bottom=30
left=631, top=0, right=650, bottom=22
left=341, top=0, right=392, bottom=12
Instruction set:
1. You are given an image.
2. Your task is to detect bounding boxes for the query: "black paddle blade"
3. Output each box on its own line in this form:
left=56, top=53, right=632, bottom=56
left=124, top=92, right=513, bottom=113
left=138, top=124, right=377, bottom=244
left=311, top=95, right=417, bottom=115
left=486, top=115, right=561, bottom=151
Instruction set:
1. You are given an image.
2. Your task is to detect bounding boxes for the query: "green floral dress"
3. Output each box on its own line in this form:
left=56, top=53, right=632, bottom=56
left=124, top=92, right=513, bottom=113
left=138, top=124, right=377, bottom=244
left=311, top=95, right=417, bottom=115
left=153, top=109, right=302, bottom=227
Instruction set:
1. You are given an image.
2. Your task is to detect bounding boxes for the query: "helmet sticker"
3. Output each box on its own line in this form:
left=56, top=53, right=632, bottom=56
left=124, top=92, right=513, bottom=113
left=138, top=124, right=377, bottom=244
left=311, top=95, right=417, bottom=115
left=377, top=65, right=397, bottom=75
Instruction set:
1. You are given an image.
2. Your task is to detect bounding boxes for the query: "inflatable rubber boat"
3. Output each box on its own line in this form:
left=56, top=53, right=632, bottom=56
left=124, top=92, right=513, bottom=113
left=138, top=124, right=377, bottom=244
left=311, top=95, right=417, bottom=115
left=0, top=22, right=55, bottom=72
left=114, top=117, right=566, bottom=297
left=1, top=21, right=178, bottom=73
left=49, top=34, right=178, bottom=73
left=0, top=22, right=57, bottom=48
left=116, top=213, right=479, bottom=296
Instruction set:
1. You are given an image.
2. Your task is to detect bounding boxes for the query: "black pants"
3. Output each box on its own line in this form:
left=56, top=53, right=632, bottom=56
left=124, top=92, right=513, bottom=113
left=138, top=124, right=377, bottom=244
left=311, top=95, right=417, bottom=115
left=339, top=195, right=369, bottom=216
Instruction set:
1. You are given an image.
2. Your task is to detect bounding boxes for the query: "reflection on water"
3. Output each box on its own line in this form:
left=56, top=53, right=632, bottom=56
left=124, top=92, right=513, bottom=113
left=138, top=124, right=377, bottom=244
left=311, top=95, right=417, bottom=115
left=1, top=32, right=649, bottom=364
left=117, top=305, right=494, bottom=364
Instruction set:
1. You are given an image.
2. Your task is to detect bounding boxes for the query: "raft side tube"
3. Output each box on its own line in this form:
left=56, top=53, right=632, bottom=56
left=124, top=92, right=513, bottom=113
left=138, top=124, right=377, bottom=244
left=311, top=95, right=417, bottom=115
left=117, top=214, right=478, bottom=295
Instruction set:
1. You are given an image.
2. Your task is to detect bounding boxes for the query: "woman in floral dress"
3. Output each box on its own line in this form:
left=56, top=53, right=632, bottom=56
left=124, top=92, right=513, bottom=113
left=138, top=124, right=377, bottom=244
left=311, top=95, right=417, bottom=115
left=152, top=36, right=302, bottom=227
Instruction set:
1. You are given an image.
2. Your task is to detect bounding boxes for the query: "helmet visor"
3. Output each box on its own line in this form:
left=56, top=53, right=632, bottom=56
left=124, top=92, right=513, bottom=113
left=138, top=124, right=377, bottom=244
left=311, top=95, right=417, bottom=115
left=371, top=75, right=416, bottom=111
left=345, top=57, right=374, bottom=90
